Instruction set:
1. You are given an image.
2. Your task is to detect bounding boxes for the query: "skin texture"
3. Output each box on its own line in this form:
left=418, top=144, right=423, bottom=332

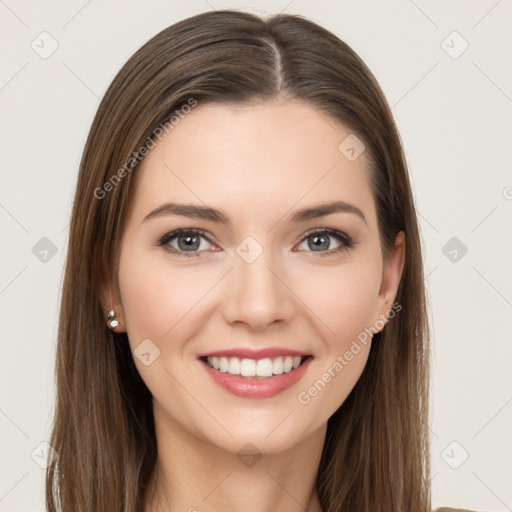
left=100, top=97, right=405, bottom=512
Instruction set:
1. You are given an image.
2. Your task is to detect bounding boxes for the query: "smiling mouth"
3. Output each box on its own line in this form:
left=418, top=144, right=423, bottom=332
left=199, top=355, right=312, bottom=380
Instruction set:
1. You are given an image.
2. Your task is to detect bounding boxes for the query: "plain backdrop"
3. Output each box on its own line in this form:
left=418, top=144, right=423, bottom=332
left=0, top=1, right=511, bottom=511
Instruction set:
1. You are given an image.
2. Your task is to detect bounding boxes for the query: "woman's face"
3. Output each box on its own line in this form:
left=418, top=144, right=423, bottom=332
left=111, top=97, right=404, bottom=454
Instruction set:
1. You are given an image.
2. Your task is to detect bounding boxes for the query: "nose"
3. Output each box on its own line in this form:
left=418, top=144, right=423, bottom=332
left=222, top=246, right=295, bottom=331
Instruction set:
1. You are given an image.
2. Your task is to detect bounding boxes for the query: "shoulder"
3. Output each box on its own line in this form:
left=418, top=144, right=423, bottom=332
left=434, top=508, right=483, bottom=512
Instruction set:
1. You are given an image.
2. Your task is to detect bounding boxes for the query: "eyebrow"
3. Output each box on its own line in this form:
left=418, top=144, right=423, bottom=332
left=142, top=200, right=367, bottom=226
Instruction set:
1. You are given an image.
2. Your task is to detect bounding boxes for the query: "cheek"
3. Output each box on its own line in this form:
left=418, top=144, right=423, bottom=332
left=295, top=256, right=383, bottom=348
left=119, top=247, right=196, bottom=336
left=293, top=261, right=380, bottom=420
left=120, top=277, right=174, bottom=345
left=117, top=250, right=207, bottom=401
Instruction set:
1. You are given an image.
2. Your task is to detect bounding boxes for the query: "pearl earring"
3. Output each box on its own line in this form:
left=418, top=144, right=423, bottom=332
left=106, top=310, right=119, bottom=330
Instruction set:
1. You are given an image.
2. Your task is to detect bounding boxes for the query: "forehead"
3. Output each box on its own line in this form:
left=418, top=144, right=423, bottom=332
left=127, top=99, right=376, bottom=230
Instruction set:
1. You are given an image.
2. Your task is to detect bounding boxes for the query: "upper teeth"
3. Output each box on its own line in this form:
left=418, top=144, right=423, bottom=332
left=206, top=355, right=303, bottom=377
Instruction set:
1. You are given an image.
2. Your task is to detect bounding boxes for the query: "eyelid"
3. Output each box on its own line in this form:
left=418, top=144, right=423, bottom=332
left=157, top=228, right=216, bottom=257
left=298, top=227, right=351, bottom=244
left=294, top=227, right=354, bottom=255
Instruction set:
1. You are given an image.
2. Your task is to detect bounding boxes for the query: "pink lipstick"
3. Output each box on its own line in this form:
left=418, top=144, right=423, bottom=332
left=197, top=348, right=313, bottom=399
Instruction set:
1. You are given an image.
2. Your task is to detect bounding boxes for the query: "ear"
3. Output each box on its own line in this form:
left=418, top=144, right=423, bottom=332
left=372, top=231, right=406, bottom=331
left=98, top=271, right=126, bottom=333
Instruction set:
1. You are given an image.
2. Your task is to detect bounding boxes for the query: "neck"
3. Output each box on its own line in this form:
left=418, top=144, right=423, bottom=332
left=143, top=404, right=326, bottom=512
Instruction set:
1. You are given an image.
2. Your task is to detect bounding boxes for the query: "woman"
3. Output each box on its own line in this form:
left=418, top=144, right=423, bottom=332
left=45, top=9, right=466, bottom=512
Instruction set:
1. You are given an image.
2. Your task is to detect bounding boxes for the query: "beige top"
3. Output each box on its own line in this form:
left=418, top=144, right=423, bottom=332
left=435, top=508, right=480, bottom=512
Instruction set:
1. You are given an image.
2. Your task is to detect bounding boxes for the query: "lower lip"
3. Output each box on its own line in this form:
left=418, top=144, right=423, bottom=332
left=199, top=357, right=313, bottom=399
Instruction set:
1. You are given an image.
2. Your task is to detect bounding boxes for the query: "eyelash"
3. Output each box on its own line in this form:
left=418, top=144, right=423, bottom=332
left=157, top=228, right=355, bottom=258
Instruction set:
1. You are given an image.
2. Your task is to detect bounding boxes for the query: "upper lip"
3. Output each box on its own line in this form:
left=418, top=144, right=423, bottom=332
left=197, top=348, right=312, bottom=360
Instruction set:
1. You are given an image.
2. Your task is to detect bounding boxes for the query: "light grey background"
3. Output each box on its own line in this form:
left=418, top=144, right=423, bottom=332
left=1, top=1, right=511, bottom=511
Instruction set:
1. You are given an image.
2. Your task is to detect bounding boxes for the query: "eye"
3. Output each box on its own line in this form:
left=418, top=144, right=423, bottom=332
left=158, top=229, right=216, bottom=258
left=295, top=228, right=354, bottom=256
left=157, top=228, right=354, bottom=258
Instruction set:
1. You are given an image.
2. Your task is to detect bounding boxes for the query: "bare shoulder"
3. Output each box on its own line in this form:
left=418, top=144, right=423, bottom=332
left=434, top=508, right=484, bottom=512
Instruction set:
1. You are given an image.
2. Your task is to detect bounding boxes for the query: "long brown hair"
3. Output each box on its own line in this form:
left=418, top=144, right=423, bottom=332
left=46, top=10, right=431, bottom=512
